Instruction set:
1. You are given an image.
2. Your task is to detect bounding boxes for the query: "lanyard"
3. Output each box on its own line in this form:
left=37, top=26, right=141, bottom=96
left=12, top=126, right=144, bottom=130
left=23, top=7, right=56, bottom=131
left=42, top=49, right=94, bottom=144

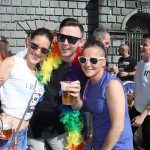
left=8, top=80, right=37, bottom=150
left=82, top=79, right=90, bottom=102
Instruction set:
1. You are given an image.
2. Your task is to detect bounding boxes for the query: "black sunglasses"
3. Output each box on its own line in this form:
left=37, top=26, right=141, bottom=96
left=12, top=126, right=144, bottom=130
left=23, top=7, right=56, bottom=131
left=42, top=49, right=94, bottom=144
left=57, top=33, right=82, bottom=45
left=78, top=56, right=105, bottom=65
left=30, top=42, right=51, bottom=55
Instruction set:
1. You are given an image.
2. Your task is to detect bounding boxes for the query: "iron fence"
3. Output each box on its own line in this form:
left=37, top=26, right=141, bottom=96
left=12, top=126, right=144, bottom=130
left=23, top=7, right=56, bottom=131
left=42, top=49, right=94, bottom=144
left=126, top=32, right=143, bottom=62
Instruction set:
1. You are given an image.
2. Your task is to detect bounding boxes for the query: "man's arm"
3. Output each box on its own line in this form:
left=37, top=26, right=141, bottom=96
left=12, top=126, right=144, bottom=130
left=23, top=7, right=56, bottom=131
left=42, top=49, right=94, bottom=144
left=119, top=66, right=137, bottom=77
left=63, top=80, right=83, bottom=110
left=132, top=100, right=150, bottom=127
left=127, top=66, right=137, bottom=76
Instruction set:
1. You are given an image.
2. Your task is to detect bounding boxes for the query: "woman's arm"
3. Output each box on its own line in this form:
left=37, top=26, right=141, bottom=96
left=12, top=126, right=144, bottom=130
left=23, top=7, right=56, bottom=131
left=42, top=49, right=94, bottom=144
left=101, top=80, right=125, bottom=150
left=86, top=113, right=93, bottom=147
left=0, top=57, right=16, bottom=139
left=0, top=56, right=14, bottom=85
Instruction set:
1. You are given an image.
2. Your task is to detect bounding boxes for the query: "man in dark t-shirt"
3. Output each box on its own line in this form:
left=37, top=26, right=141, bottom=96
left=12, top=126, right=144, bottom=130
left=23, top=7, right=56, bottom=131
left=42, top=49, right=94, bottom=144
left=117, top=44, right=137, bottom=81
left=27, top=18, right=86, bottom=150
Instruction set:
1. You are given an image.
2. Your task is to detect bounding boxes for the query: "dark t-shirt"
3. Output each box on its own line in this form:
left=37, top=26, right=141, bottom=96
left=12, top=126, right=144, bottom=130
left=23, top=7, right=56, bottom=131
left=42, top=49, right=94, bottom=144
left=29, top=51, right=88, bottom=139
left=29, top=61, right=69, bottom=138
left=117, top=56, right=137, bottom=81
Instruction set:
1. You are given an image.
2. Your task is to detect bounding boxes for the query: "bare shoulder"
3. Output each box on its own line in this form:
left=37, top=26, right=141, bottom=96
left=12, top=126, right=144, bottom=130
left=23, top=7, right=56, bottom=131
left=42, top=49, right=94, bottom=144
left=0, top=56, right=15, bottom=83
left=3, top=56, right=15, bottom=65
left=107, top=79, right=122, bottom=89
left=0, top=56, right=15, bottom=68
left=0, top=56, right=15, bottom=75
left=106, top=79, right=125, bottom=103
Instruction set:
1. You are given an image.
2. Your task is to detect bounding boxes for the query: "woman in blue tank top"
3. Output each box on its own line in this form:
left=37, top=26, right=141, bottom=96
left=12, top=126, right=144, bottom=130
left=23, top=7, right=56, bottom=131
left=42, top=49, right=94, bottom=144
left=78, top=39, right=133, bottom=150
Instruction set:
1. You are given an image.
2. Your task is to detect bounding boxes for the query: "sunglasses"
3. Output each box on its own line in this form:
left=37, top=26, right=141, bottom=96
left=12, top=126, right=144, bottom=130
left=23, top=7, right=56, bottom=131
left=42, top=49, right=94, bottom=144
left=30, top=42, right=51, bottom=55
left=78, top=56, right=105, bottom=65
left=57, top=33, right=82, bottom=45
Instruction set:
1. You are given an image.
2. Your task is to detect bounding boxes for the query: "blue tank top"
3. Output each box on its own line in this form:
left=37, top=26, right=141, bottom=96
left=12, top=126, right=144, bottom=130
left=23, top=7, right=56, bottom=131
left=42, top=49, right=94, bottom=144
left=85, top=71, right=133, bottom=150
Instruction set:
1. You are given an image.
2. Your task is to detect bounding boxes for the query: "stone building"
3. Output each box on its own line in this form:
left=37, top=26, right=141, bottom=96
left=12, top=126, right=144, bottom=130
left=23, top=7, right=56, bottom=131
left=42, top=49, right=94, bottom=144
left=0, top=0, right=150, bottom=65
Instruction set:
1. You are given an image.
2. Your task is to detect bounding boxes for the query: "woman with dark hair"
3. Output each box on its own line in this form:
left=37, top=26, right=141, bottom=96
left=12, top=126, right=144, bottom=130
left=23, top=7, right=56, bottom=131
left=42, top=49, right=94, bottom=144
left=0, top=36, right=13, bottom=57
left=0, top=28, right=54, bottom=149
left=0, top=39, right=9, bottom=63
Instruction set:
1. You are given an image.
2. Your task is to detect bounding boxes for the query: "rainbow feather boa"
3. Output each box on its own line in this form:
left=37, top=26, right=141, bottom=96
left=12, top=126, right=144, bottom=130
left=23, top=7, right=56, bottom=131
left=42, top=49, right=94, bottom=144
left=59, top=105, right=84, bottom=150
left=37, top=40, right=62, bottom=84
left=38, top=41, right=84, bottom=150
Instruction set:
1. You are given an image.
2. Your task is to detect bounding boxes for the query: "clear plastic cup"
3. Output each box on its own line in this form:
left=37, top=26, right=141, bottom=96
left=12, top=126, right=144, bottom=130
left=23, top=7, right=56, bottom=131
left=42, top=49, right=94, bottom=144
left=0, top=117, right=12, bottom=140
left=61, top=81, right=76, bottom=105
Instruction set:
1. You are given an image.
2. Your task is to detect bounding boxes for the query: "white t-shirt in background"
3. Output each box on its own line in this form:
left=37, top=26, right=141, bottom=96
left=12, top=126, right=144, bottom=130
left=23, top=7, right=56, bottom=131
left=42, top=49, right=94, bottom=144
left=134, top=60, right=150, bottom=114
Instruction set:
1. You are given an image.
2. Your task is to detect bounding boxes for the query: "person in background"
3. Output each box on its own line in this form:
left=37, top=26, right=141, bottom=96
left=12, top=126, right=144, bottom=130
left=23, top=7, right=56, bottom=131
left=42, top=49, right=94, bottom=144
left=93, top=27, right=118, bottom=74
left=79, top=38, right=133, bottom=149
left=93, top=27, right=110, bottom=48
left=0, top=39, right=9, bottom=64
left=0, top=37, right=10, bottom=114
left=0, top=28, right=54, bottom=149
left=0, top=36, right=13, bottom=57
left=117, top=44, right=137, bottom=82
left=130, top=33, right=150, bottom=150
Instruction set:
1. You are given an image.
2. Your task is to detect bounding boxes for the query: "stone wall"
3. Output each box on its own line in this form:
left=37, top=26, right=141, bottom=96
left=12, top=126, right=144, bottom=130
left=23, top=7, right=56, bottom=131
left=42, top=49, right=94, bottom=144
left=0, top=0, right=138, bottom=65
left=0, top=0, right=97, bottom=53
left=98, top=0, right=136, bottom=65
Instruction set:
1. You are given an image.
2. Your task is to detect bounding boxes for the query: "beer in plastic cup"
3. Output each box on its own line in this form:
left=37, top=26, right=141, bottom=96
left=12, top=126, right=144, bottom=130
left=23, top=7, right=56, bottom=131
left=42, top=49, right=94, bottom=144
left=61, top=81, right=76, bottom=105
left=0, top=120, right=12, bottom=140
left=126, top=93, right=134, bottom=109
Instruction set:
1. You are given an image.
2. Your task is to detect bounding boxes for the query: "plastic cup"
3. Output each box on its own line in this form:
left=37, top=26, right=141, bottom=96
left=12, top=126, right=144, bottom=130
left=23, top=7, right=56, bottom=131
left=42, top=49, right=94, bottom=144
left=0, top=119, right=12, bottom=140
left=126, top=93, right=134, bottom=109
left=61, top=81, right=76, bottom=105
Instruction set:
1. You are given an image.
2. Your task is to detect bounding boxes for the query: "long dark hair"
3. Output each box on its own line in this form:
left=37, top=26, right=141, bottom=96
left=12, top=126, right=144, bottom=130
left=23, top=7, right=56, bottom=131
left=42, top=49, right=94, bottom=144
left=0, top=40, right=9, bottom=60
left=30, top=28, right=53, bottom=48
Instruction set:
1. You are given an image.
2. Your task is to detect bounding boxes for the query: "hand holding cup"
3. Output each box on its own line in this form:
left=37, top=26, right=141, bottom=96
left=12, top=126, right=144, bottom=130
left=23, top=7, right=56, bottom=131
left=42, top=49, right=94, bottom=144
left=0, top=132, right=6, bottom=140
left=60, top=80, right=81, bottom=105
left=0, top=119, right=12, bottom=140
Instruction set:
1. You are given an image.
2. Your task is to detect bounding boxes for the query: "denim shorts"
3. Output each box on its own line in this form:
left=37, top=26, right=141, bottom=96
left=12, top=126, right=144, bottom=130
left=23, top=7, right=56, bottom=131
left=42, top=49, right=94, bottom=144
left=0, top=128, right=28, bottom=150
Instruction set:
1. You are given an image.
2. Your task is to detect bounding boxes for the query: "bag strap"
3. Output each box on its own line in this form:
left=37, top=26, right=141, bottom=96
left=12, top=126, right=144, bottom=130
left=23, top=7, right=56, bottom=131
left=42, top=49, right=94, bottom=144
left=9, top=79, right=38, bottom=149
left=82, top=79, right=90, bottom=103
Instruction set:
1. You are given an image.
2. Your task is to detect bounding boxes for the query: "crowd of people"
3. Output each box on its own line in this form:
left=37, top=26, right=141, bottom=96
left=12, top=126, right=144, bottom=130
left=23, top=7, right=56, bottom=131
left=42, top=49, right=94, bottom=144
left=0, top=17, right=150, bottom=150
